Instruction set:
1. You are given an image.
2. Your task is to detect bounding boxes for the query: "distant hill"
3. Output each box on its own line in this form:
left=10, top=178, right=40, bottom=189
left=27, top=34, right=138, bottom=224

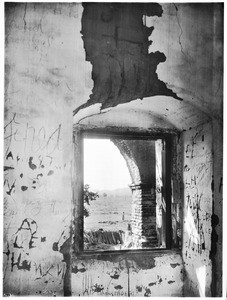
left=95, top=187, right=132, bottom=198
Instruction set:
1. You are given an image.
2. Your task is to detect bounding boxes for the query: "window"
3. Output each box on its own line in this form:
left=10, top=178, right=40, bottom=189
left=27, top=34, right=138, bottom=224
left=73, top=129, right=176, bottom=253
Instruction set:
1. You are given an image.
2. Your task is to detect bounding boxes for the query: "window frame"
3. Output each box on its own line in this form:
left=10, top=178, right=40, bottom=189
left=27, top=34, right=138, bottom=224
left=73, top=126, right=174, bottom=256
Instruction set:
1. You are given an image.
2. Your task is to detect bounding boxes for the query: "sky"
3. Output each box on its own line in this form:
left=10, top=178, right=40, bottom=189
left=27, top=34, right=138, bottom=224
left=83, top=138, right=131, bottom=191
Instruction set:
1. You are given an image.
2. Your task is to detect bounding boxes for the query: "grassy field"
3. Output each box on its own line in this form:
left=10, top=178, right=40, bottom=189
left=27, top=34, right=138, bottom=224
left=84, top=187, right=132, bottom=234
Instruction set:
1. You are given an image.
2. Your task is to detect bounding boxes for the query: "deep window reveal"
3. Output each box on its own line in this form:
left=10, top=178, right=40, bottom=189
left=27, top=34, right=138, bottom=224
left=73, top=129, right=181, bottom=254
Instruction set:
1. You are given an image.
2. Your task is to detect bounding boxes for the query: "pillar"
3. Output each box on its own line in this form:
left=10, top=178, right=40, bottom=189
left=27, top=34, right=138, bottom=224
left=130, top=183, right=158, bottom=248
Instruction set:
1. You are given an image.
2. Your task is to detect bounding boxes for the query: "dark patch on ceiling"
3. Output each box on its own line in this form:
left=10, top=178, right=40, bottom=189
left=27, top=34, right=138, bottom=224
left=74, top=2, right=182, bottom=115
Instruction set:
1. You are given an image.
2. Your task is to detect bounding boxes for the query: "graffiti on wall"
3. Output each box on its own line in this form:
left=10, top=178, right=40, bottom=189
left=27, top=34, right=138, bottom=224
left=3, top=113, right=71, bottom=295
left=3, top=216, right=67, bottom=294
left=3, top=113, right=69, bottom=214
left=183, top=126, right=212, bottom=259
left=4, top=113, right=63, bottom=158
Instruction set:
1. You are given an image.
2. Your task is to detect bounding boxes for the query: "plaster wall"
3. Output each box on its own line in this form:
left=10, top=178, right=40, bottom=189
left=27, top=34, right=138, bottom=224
left=181, top=122, right=213, bottom=297
left=71, top=252, right=183, bottom=297
left=4, top=3, right=90, bottom=296
left=146, top=3, right=223, bottom=121
left=4, top=2, right=223, bottom=297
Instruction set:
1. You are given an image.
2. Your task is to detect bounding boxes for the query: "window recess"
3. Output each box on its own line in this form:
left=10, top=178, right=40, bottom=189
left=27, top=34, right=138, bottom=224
left=73, top=130, right=180, bottom=253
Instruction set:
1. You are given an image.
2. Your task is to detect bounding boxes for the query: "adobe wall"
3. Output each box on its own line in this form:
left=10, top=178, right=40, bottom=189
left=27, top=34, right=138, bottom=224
left=181, top=122, right=213, bottom=296
left=4, top=3, right=88, bottom=295
left=71, top=251, right=183, bottom=297
left=4, top=2, right=222, bottom=297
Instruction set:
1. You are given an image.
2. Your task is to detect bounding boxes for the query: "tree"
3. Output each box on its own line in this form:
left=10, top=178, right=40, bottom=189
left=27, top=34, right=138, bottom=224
left=84, top=184, right=99, bottom=217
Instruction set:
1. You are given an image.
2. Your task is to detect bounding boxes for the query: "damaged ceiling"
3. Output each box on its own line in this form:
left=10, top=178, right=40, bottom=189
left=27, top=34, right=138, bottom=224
left=73, top=3, right=223, bottom=132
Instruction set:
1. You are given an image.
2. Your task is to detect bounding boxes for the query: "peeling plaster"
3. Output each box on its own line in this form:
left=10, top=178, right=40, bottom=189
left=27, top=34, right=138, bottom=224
left=182, top=122, right=213, bottom=296
left=4, top=2, right=223, bottom=297
left=74, top=3, right=182, bottom=115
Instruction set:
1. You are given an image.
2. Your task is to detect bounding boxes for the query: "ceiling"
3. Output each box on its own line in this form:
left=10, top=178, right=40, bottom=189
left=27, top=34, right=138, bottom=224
left=73, top=3, right=223, bottom=132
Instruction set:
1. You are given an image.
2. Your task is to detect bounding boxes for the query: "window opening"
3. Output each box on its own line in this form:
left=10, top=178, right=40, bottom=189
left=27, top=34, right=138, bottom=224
left=82, top=134, right=171, bottom=252
left=83, top=138, right=131, bottom=251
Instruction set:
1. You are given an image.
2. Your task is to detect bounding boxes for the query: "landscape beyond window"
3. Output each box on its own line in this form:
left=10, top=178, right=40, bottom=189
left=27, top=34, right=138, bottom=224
left=83, top=136, right=168, bottom=251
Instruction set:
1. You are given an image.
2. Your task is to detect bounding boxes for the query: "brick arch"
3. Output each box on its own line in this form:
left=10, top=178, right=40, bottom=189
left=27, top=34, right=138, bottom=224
left=111, top=138, right=141, bottom=185
left=111, top=138, right=157, bottom=248
left=111, top=138, right=156, bottom=185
